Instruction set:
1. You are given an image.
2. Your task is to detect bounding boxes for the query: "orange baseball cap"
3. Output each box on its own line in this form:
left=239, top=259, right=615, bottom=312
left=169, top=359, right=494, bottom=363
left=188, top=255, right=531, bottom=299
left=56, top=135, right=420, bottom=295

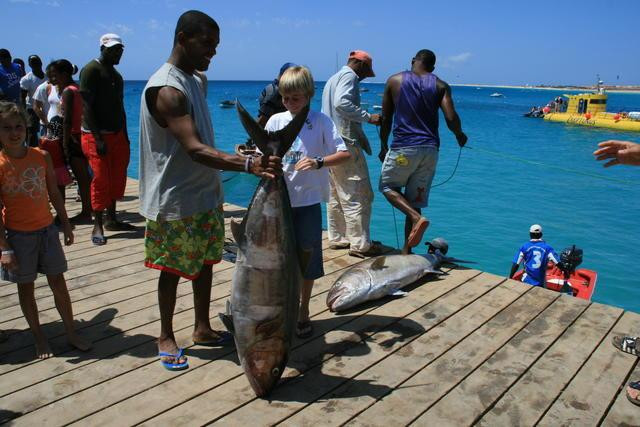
left=349, top=50, right=375, bottom=77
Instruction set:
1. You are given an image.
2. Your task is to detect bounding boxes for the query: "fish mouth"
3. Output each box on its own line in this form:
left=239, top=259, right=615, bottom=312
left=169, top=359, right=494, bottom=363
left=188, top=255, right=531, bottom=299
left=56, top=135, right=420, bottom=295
left=326, top=284, right=345, bottom=312
left=242, top=338, right=287, bottom=397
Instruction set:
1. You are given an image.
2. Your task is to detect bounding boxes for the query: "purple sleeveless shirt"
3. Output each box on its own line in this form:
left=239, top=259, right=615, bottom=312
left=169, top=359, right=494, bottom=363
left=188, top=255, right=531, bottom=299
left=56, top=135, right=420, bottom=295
left=391, top=71, right=440, bottom=149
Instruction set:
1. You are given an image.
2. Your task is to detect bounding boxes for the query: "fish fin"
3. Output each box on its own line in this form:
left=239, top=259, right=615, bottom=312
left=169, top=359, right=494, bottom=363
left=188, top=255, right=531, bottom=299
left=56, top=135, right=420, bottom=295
left=272, top=105, right=310, bottom=157
left=230, top=219, right=246, bottom=247
left=218, top=312, right=235, bottom=335
left=423, top=268, right=445, bottom=275
left=388, top=289, right=408, bottom=297
left=370, top=256, right=386, bottom=270
left=236, top=100, right=271, bottom=155
left=298, top=247, right=312, bottom=276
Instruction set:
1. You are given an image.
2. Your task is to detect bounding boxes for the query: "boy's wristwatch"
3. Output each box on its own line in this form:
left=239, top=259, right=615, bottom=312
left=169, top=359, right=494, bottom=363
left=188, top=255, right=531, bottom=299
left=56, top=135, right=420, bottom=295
left=314, top=156, right=324, bottom=169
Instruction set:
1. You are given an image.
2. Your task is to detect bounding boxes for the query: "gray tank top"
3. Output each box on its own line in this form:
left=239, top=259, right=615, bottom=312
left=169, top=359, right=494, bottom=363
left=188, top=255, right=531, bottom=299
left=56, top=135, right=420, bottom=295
left=138, top=63, right=223, bottom=221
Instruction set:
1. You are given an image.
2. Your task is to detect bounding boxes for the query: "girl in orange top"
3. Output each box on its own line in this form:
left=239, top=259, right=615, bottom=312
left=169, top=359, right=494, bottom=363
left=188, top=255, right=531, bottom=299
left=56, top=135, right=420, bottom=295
left=0, top=101, right=91, bottom=359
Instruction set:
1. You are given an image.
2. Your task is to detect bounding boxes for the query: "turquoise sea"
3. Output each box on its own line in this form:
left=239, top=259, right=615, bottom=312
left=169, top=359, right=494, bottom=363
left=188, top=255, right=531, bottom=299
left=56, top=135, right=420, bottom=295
left=123, top=81, right=640, bottom=313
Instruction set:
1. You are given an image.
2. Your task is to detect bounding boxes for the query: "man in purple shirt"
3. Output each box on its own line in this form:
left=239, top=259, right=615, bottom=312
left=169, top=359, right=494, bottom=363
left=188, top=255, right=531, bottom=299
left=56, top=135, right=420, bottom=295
left=379, top=49, right=467, bottom=254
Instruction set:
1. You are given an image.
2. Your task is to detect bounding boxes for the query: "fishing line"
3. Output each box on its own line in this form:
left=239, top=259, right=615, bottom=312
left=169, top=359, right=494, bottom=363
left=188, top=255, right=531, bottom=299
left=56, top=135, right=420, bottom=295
left=467, top=145, right=634, bottom=185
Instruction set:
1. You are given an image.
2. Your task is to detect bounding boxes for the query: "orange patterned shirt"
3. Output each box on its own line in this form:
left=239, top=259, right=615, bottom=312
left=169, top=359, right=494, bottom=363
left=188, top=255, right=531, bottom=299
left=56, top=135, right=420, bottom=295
left=0, top=148, right=53, bottom=231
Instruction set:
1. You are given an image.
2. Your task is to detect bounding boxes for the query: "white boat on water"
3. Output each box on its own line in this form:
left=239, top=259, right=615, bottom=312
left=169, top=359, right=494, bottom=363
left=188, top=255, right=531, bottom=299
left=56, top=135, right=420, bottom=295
left=490, top=93, right=504, bottom=98
left=373, top=105, right=382, bottom=110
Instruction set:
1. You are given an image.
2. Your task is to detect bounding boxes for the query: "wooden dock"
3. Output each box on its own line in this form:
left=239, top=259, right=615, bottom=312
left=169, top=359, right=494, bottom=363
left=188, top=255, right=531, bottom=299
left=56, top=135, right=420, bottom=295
left=1, top=178, right=639, bottom=426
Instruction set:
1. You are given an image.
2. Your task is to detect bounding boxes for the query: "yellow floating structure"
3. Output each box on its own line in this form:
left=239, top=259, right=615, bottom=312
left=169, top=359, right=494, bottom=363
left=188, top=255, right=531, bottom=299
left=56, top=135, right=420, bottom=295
left=544, top=91, right=640, bottom=132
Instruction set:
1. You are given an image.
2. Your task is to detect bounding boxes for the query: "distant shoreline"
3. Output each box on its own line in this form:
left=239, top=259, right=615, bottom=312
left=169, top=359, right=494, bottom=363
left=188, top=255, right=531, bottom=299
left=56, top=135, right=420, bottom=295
left=452, top=83, right=640, bottom=94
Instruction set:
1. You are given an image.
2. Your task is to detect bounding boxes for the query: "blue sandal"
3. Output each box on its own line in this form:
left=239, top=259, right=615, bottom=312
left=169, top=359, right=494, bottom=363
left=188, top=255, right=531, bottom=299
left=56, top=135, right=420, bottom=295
left=159, top=348, right=188, bottom=371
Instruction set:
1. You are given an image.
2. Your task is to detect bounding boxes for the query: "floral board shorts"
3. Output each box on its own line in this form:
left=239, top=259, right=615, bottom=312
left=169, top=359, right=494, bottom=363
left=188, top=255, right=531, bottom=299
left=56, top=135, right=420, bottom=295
left=144, top=207, right=224, bottom=280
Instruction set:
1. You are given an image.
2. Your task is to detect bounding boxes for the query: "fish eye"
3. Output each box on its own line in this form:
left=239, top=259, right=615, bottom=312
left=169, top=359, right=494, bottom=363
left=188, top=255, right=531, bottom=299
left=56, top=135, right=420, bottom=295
left=271, top=367, right=280, bottom=377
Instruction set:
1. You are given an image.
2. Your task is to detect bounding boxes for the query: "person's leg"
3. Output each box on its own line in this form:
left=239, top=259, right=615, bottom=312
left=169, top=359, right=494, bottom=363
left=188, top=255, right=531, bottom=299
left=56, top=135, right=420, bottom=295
left=104, top=131, right=134, bottom=231
left=46, top=273, right=91, bottom=351
left=327, top=170, right=348, bottom=247
left=382, top=189, right=425, bottom=254
left=104, top=200, right=135, bottom=231
left=191, top=264, right=226, bottom=342
left=339, top=145, right=375, bottom=253
left=17, top=282, right=52, bottom=359
left=68, top=154, right=92, bottom=223
left=157, top=270, right=186, bottom=364
left=298, top=279, right=314, bottom=323
left=381, top=148, right=435, bottom=253
left=81, top=132, right=108, bottom=244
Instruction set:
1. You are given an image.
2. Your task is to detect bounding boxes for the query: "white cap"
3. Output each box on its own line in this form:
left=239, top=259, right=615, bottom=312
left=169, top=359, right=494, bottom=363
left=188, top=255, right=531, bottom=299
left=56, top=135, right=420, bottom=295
left=100, top=33, right=124, bottom=48
left=529, top=224, right=543, bottom=233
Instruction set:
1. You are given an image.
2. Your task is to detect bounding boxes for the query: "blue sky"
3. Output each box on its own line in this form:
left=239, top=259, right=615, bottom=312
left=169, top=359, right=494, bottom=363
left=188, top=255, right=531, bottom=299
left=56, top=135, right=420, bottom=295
left=3, top=0, right=639, bottom=85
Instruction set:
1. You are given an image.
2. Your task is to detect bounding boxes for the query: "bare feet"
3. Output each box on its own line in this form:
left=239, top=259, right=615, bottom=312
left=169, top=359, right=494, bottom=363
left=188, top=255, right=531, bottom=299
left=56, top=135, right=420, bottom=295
left=406, top=217, right=429, bottom=248
left=68, top=332, right=92, bottom=352
left=158, top=336, right=187, bottom=365
left=35, top=336, right=53, bottom=359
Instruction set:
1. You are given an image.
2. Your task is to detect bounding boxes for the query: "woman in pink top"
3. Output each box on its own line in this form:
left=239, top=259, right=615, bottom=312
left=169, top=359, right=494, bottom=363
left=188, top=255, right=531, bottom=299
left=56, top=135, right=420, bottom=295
left=56, top=59, right=92, bottom=223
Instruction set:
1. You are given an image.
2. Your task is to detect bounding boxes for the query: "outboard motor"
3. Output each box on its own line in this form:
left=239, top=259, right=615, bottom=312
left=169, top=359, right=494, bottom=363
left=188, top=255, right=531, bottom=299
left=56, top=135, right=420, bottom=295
left=557, top=245, right=583, bottom=296
left=557, top=245, right=583, bottom=275
left=427, top=238, right=449, bottom=255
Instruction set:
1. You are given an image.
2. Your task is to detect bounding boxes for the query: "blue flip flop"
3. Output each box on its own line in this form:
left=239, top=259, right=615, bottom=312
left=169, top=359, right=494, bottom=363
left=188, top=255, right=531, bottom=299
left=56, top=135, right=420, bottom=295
left=193, top=330, right=234, bottom=347
left=91, top=235, right=107, bottom=246
left=159, top=348, right=188, bottom=371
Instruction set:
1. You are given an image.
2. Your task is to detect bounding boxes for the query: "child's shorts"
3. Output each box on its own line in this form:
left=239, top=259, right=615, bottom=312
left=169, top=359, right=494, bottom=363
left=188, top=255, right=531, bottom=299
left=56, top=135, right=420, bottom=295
left=144, top=207, right=225, bottom=280
left=291, top=203, right=324, bottom=281
left=1, top=223, right=68, bottom=283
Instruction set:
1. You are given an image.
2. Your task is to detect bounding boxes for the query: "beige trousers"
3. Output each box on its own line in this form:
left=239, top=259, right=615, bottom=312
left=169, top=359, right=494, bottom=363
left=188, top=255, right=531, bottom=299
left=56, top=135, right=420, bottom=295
left=327, top=143, right=374, bottom=252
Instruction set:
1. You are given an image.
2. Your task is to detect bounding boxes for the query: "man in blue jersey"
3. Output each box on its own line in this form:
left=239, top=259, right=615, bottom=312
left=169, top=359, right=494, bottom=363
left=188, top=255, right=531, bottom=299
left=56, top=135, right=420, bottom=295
left=0, top=49, right=24, bottom=104
left=509, top=224, right=559, bottom=287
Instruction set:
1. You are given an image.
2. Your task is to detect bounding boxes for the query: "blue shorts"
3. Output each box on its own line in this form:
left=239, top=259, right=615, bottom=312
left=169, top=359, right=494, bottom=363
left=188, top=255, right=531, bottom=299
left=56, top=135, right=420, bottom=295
left=379, top=146, right=439, bottom=209
left=291, top=203, right=324, bottom=280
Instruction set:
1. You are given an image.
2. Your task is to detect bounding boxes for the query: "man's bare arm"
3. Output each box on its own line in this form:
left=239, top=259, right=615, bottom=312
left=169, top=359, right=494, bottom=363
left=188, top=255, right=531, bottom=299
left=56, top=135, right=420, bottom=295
left=379, top=74, right=400, bottom=161
left=439, top=80, right=467, bottom=147
left=152, top=86, right=281, bottom=177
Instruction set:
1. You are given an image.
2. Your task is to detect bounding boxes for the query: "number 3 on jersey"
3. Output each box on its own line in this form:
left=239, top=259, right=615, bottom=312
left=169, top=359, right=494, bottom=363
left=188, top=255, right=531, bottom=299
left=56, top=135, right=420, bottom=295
left=531, top=250, right=543, bottom=268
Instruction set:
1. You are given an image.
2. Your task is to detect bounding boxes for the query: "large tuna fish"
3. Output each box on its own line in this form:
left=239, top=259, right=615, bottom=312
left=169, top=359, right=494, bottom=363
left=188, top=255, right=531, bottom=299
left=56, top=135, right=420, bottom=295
left=327, top=238, right=451, bottom=312
left=228, top=101, right=309, bottom=397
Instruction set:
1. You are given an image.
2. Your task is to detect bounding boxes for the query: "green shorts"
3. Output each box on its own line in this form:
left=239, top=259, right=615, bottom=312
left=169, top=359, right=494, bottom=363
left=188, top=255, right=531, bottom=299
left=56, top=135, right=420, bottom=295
left=144, top=207, right=225, bottom=279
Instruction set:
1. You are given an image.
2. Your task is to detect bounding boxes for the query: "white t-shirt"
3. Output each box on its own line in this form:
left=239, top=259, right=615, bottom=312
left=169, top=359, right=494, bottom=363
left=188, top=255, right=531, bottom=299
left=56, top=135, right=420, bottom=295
left=45, top=84, right=61, bottom=121
left=33, top=81, right=51, bottom=124
left=265, top=109, right=347, bottom=208
left=19, top=72, right=45, bottom=109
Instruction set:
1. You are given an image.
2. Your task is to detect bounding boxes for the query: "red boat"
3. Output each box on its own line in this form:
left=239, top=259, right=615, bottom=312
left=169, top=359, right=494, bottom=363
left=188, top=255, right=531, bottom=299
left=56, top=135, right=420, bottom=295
left=512, top=263, right=597, bottom=300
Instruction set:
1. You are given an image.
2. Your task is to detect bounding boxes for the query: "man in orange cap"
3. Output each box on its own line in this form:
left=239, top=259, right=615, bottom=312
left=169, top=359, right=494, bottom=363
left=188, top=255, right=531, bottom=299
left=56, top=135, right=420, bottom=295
left=321, top=50, right=382, bottom=258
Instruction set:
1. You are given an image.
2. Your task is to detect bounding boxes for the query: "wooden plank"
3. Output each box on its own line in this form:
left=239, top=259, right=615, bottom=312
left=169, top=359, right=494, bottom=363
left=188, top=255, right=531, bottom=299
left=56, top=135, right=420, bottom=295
left=77, top=268, right=475, bottom=427
left=538, top=310, right=640, bottom=426
left=217, top=272, right=508, bottom=426
left=280, top=275, right=520, bottom=427
left=140, top=273, right=514, bottom=426
left=414, top=293, right=589, bottom=425
left=346, top=284, right=557, bottom=426
left=478, top=302, right=623, bottom=426
left=1, top=253, right=363, bottom=423
left=601, top=358, right=640, bottom=426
